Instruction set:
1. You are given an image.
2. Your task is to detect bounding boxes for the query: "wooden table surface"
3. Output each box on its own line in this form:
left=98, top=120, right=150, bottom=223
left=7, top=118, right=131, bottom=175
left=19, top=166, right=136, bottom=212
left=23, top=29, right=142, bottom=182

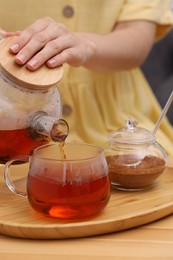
left=0, top=157, right=173, bottom=260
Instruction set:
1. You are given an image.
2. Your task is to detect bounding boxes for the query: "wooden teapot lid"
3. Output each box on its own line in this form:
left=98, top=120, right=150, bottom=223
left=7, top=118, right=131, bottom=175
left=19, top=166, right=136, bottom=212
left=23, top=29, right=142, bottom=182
left=0, top=36, right=63, bottom=90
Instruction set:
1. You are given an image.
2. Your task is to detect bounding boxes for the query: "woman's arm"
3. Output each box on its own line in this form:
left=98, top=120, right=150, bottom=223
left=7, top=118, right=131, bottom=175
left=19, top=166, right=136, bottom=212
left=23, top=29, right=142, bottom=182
left=79, top=21, right=157, bottom=72
left=8, top=17, right=156, bottom=72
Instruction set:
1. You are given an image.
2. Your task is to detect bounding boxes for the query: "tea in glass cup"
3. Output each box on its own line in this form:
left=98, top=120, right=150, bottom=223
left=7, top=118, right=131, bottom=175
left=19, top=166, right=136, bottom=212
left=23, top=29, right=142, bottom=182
left=4, top=142, right=110, bottom=219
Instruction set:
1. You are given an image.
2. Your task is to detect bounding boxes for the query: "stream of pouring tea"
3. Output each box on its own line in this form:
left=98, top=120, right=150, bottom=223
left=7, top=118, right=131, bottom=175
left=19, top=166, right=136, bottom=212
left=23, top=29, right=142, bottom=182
left=51, top=119, right=69, bottom=160
left=59, top=141, right=67, bottom=160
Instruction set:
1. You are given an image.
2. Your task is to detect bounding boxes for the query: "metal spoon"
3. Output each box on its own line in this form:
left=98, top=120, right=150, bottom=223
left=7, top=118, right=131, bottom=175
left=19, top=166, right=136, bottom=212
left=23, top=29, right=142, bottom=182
left=152, top=90, right=173, bottom=135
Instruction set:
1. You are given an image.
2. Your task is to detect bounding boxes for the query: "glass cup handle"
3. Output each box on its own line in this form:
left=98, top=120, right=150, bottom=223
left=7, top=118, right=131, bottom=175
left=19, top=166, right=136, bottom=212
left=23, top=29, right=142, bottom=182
left=4, top=156, right=29, bottom=197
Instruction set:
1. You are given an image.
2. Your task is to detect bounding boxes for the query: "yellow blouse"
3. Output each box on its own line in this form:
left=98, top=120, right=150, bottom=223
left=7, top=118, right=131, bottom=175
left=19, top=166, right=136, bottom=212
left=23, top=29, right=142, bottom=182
left=0, top=0, right=173, bottom=154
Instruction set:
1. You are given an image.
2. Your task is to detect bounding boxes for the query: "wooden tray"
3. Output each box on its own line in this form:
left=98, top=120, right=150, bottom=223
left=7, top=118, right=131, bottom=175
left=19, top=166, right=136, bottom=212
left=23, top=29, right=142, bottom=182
left=0, top=164, right=173, bottom=240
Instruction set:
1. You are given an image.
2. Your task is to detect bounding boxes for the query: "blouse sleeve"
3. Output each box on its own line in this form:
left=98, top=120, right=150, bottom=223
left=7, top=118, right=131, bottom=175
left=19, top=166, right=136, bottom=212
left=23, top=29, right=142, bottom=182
left=117, top=0, right=173, bottom=39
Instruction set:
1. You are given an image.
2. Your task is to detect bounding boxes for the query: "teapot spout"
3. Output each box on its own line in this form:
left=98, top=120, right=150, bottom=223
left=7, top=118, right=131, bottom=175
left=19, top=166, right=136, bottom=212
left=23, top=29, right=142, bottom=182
left=50, top=119, right=69, bottom=142
left=28, top=111, right=69, bottom=143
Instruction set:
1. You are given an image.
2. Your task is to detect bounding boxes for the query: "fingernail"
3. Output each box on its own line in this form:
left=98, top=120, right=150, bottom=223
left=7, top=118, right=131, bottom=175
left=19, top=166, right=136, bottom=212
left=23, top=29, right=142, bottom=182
left=10, top=43, right=20, bottom=53
left=15, top=53, right=26, bottom=64
left=27, top=59, right=39, bottom=69
left=48, top=59, right=56, bottom=66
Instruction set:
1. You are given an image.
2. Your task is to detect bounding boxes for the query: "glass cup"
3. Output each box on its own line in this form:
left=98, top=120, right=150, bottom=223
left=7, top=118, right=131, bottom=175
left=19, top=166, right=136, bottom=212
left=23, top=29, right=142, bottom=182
left=4, top=142, right=110, bottom=219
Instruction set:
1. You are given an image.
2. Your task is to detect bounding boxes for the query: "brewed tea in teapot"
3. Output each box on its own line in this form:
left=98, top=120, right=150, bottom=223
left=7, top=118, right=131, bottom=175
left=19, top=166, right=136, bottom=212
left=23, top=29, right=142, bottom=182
left=0, top=36, right=68, bottom=163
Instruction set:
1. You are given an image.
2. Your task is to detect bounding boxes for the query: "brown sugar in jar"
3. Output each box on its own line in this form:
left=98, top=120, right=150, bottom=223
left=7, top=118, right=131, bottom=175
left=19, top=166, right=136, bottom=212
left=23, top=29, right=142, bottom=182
left=104, top=117, right=167, bottom=191
left=106, top=154, right=166, bottom=190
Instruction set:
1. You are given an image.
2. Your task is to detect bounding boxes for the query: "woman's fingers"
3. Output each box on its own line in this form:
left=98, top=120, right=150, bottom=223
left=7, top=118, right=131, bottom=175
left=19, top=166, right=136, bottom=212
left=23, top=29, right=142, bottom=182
left=9, top=17, right=56, bottom=54
left=26, top=34, right=73, bottom=70
left=9, top=18, right=71, bottom=67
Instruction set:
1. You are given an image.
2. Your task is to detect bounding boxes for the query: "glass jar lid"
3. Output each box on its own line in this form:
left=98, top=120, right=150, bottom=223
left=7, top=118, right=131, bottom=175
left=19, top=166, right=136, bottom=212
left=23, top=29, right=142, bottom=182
left=108, top=117, right=155, bottom=145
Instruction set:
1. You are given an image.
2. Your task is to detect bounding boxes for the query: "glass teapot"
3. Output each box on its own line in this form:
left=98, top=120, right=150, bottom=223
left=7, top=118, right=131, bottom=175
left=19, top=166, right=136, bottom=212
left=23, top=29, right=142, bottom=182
left=0, top=36, right=68, bottom=163
left=104, top=117, right=167, bottom=191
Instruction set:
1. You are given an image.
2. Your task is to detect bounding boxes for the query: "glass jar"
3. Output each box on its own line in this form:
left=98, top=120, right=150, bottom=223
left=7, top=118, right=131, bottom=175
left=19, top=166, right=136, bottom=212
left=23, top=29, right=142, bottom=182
left=104, top=117, right=167, bottom=191
left=0, top=36, right=68, bottom=163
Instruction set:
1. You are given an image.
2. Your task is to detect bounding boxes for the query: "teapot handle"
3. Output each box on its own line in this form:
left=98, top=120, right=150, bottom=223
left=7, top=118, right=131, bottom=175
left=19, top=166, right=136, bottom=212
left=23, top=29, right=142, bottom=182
left=4, top=156, right=29, bottom=197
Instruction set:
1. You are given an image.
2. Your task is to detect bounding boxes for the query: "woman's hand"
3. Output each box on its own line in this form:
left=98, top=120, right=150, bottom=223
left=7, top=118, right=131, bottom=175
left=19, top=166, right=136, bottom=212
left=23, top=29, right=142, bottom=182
left=9, top=16, right=156, bottom=72
left=9, top=17, right=96, bottom=71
